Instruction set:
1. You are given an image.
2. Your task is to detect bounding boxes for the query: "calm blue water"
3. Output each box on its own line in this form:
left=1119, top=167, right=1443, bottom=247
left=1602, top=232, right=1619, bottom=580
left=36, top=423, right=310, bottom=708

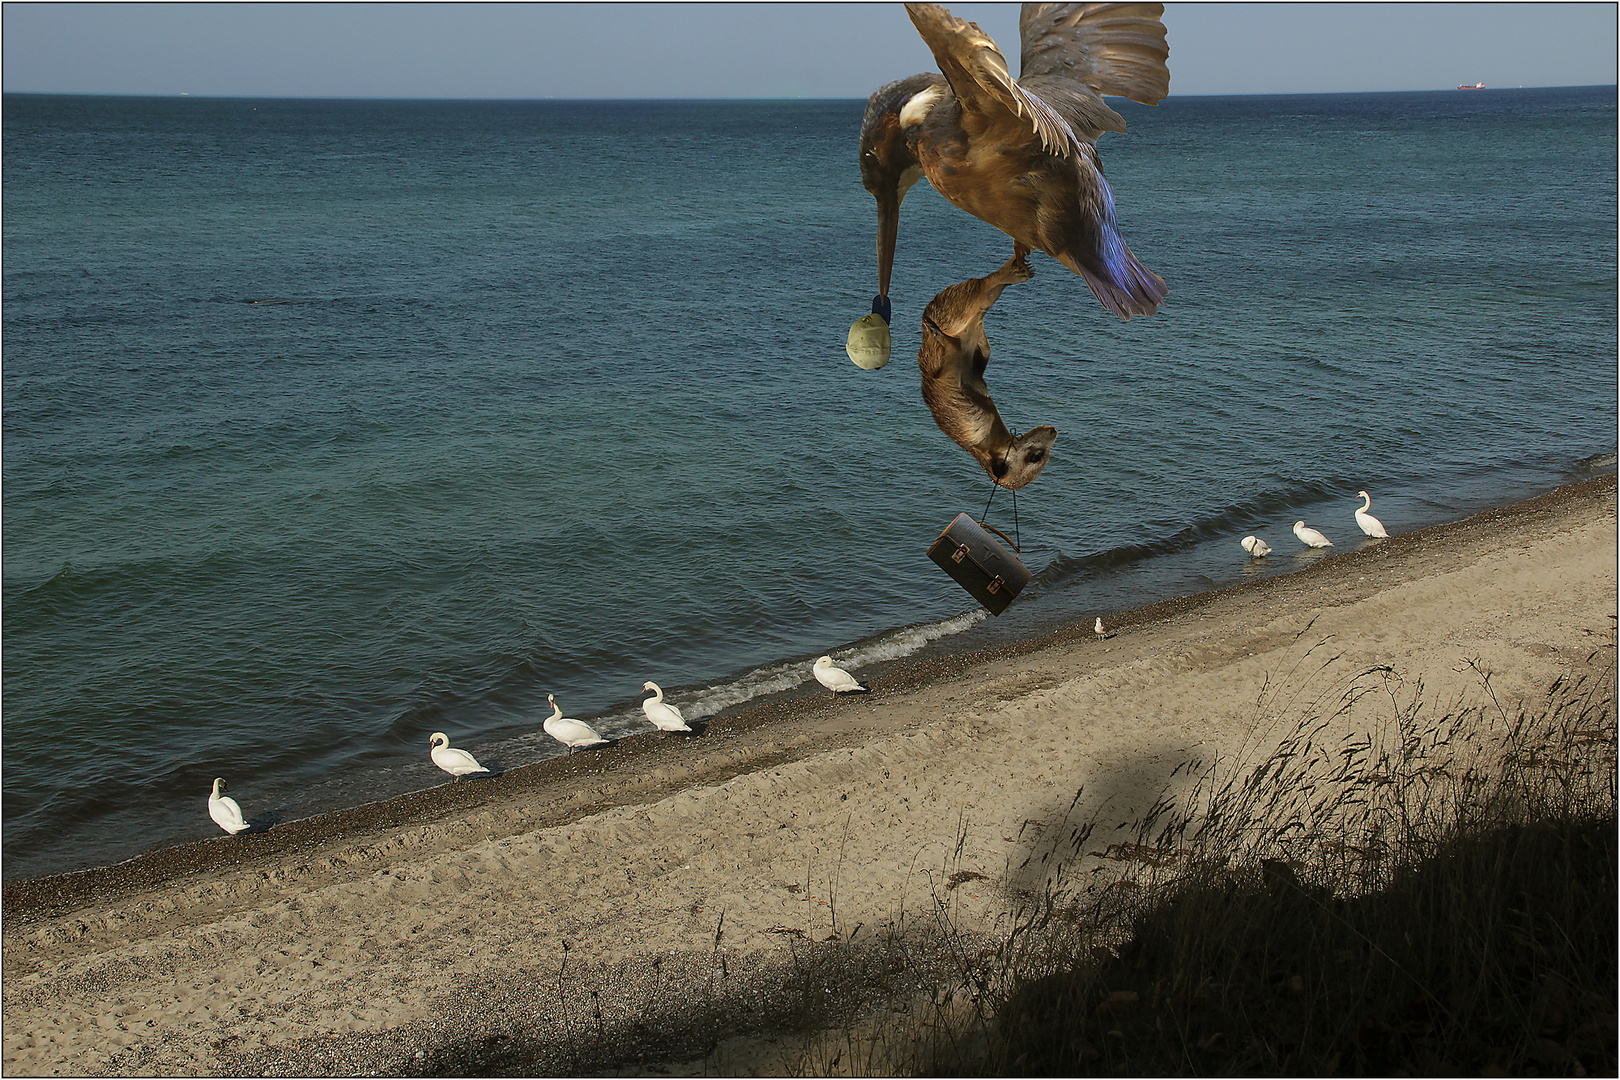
left=4, top=88, right=1615, bottom=880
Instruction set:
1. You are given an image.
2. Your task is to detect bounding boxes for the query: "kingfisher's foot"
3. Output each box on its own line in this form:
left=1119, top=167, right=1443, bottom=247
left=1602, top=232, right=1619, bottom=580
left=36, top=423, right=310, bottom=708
left=993, top=254, right=1034, bottom=285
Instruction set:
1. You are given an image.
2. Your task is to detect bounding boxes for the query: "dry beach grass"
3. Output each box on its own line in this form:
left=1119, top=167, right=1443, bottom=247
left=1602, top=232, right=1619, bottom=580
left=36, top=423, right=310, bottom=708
left=805, top=635, right=1616, bottom=1076
left=2, top=474, right=1614, bottom=1076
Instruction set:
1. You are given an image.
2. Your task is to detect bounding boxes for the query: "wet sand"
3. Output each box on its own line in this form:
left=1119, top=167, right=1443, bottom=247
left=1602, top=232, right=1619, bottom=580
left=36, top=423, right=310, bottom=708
left=3, top=473, right=1614, bottom=1076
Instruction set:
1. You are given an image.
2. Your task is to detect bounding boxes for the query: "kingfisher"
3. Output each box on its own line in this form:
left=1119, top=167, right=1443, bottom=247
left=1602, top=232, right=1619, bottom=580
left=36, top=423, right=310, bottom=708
left=859, top=3, right=1170, bottom=325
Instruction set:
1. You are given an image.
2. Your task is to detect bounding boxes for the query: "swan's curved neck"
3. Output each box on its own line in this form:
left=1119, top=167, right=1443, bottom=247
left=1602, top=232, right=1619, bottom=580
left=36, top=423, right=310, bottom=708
left=648, top=684, right=663, bottom=703
left=1359, top=492, right=1372, bottom=511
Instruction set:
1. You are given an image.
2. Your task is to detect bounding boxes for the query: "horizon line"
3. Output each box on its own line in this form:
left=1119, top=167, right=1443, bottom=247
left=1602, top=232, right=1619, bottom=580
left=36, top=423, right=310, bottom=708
left=4, top=83, right=1615, bottom=104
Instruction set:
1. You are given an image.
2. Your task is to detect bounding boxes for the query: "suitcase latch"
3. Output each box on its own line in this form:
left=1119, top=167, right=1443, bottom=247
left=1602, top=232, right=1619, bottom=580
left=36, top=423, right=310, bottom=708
left=951, top=544, right=970, bottom=563
left=987, top=575, right=1005, bottom=594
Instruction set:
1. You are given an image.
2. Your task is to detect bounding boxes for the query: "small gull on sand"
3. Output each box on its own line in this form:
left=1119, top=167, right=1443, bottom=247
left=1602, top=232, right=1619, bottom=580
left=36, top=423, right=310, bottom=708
left=1293, top=521, right=1334, bottom=549
left=1241, top=535, right=1272, bottom=558
left=813, top=655, right=869, bottom=694
left=641, top=681, right=693, bottom=732
left=208, top=777, right=247, bottom=835
left=545, top=694, right=610, bottom=751
left=1355, top=490, right=1390, bottom=538
left=429, top=732, right=489, bottom=778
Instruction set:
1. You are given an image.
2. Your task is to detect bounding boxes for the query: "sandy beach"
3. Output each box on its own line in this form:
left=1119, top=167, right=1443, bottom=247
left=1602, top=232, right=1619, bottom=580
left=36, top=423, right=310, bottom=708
left=3, top=473, right=1614, bottom=1077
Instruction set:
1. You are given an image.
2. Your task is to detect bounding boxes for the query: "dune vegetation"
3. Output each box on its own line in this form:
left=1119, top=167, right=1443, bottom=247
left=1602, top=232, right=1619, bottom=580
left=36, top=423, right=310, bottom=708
left=785, top=641, right=1617, bottom=1077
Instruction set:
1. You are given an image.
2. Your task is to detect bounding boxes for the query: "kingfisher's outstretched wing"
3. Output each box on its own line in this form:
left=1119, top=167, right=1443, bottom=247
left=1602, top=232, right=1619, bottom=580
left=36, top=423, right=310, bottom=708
left=1017, top=3, right=1172, bottom=140
left=904, top=2, right=1080, bottom=156
left=1018, top=3, right=1171, bottom=138
left=1019, top=3, right=1171, bottom=103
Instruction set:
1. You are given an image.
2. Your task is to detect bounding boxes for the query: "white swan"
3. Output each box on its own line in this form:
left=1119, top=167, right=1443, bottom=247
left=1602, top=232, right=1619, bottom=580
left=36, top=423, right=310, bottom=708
left=545, top=694, right=609, bottom=751
left=1241, top=535, right=1272, bottom=558
left=208, top=777, right=248, bottom=835
left=816, top=654, right=868, bottom=696
left=429, top=731, right=489, bottom=777
left=1355, top=490, right=1390, bottom=538
left=1293, top=521, right=1334, bottom=549
left=641, top=681, right=693, bottom=732
left=813, top=655, right=868, bottom=694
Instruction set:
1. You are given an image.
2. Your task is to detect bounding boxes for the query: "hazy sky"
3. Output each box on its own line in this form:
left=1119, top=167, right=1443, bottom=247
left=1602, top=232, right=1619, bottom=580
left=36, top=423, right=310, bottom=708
left=3, top=2, right=1615, bottom=99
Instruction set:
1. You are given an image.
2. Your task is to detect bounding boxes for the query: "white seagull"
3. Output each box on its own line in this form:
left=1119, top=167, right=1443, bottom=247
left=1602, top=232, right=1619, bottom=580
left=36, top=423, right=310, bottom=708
left=208, top=777, right=248, bottom=835
left=429, top=731, right=489, bottom=778
left=1240, top=535, right=1272, bottom=558
left=641, top=681, right=693, bottom=732
left=813, top=655, right=869, bottom=694
left=1094, top=617, right=1106, bottom=636
left=1354, top=490, right=1390, bottom=538
left=545, top=694, right=609, bottom=751
left=1293, top=521, right=1334, bottom=549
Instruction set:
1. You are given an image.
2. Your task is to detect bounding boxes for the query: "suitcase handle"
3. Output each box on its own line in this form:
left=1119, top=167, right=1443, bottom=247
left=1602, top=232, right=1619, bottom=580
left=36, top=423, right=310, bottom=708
left=977, top=520, right=1021, bottom=553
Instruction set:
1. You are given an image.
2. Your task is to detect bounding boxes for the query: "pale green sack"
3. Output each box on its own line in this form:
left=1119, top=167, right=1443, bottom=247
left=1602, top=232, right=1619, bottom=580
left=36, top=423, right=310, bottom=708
left=846, top=312, right=891, bottom=370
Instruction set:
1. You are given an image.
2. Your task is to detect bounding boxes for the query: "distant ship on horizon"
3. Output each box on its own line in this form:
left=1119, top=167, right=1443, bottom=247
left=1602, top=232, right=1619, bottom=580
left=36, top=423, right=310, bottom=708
left=1458, top=82, right=1486, bottom=90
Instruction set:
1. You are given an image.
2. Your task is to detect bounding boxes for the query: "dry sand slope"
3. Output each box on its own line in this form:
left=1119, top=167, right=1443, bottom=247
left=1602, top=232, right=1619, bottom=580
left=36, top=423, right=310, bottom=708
left=3, top=475, right=1614, bottom=1076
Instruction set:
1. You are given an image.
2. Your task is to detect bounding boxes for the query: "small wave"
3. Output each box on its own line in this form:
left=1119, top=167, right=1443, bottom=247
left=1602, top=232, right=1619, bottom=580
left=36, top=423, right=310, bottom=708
left=14, top=560, right=110, bottom=608
left=833, top=610, right=989, bottom=668
left=676, top=610, right=988, bottom=721
left=1577, top=451, right=1618, bottom=471
left=1034, top=480, right=1353, bottom=587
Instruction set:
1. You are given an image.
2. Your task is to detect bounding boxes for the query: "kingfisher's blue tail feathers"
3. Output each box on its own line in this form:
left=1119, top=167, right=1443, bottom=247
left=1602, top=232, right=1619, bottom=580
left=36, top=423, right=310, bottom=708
left=1061, top=244, right=1167, bottom=320
left=1064, top=157, right=1166, bottom=320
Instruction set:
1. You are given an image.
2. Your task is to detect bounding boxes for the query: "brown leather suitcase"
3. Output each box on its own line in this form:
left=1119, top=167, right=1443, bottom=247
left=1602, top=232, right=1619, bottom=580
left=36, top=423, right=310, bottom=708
left=926, top=513, right=1031, bottom=616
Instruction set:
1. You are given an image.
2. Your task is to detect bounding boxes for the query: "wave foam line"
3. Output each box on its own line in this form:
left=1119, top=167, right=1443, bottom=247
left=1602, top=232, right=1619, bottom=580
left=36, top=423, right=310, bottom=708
left=544, top=609, right=991, bottom=744
left=684, top=609, right=989, bottom=719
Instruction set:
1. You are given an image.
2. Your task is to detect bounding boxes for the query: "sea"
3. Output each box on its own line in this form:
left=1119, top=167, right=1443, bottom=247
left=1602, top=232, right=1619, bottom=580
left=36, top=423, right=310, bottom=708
left=3, top=87, right=1615, bottom=881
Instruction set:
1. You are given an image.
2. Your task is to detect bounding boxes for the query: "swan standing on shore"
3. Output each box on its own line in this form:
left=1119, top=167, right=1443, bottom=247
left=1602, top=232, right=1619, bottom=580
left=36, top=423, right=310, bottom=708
left=1293, top=521, right=1334, bottom=549
left=1355, top=490, right=1390, bottom=538
left=641, top=681, right=693, bottom=732
left=429, top=732, right=489, bottom=778
left=1241, top=535, right=1272, bottom=558
left=208, top=777, right=248, bottom=835
left=814, top=655, right=869, bottom=694
left=545, top=694, right=610, bottom=751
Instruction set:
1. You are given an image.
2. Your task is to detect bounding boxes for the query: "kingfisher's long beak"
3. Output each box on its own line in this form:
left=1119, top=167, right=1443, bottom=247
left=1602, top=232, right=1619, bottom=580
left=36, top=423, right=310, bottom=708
left=876, top=183, right=900, bottom=302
